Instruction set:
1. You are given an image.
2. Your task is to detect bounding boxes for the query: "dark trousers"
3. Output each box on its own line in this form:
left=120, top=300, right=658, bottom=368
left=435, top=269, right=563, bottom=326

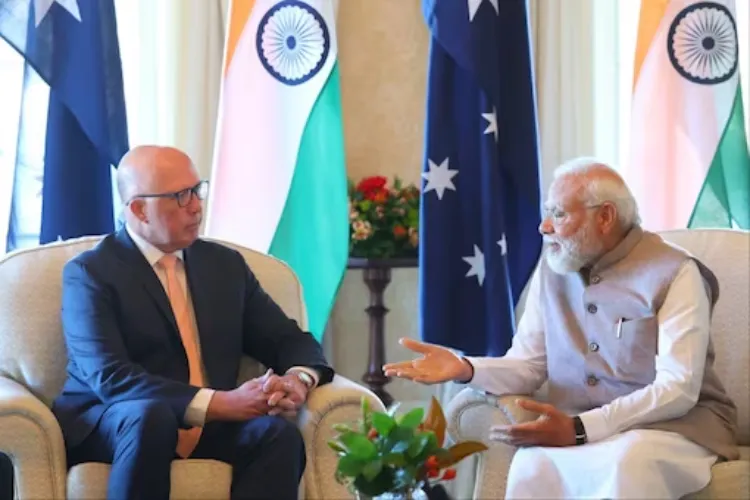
left=0, top=453, right=12, bottom=500
left=67, top=400, right=305, bottom=500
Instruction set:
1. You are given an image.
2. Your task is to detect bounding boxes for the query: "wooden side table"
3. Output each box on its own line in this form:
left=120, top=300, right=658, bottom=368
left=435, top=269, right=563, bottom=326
left=347, top=257, right=418, bottom=408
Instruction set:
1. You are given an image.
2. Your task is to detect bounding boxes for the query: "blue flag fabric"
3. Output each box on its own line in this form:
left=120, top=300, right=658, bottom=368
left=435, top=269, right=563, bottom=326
left=419, top=0, right=542, bottom=357
left=0, top=0, right=128, bottom=247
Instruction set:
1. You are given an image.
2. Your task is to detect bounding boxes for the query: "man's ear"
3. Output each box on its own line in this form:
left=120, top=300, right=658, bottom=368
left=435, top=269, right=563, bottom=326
left=599, top=202, right=618, bottom=232
left=128, top=199, right=148, bottom=223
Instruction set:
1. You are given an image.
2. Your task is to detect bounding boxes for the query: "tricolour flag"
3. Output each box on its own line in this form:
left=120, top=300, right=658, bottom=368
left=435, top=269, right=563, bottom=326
left=419, top=0, right=543, bottom=357
left=206, top=0, right=348, bottom=342
left=629, top=0, right=749, bottom=230
left=0, top=0, right=129, bottom=249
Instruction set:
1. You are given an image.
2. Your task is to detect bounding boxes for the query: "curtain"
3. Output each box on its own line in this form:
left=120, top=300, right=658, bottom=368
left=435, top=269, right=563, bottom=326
left=115, top=0, right=228, bottom=182
left=528, top=0, right=601, bottom=193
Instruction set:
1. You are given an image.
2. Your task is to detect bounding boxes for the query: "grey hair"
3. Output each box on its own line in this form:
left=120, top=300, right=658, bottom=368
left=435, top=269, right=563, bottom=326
left=553, top=156, right=641, bottom=228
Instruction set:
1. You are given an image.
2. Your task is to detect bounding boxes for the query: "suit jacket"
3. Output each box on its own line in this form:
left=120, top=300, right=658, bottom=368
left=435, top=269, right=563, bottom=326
left=52, top=229, right=334, bottom=448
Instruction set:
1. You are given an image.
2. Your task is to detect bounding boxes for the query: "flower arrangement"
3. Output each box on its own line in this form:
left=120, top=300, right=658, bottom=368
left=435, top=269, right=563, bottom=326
left=329, top=396, right=488, bottom=499
left=349, top=176, right=420, bottom=259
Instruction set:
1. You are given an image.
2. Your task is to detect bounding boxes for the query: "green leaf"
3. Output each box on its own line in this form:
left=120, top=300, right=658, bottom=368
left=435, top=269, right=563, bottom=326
left=353, top=468, right=395, bottom=497
left=371, top=412, right=396, bottom=437
left=327, top=440, right=347, bottom=454
left=382, top=453, right=407, bottom=467
left=398, top=408, right=424, bottom=429
left=414, top=432, right=439, bottom=462
left=407, top=433, right=431, bottom=458
left=339, top=432, right=377, bottom=460
left=383, top=425, right=414, bottom=454
left=333, top=423, right=353, bottom=433
left=337, top=455, right=366, bottom=477
left=361, top=458, right=383, bottom=482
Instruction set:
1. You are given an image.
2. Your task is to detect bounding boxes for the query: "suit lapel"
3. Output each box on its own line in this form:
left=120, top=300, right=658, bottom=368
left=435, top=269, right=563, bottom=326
left=113, top=229, right=179, bottom=335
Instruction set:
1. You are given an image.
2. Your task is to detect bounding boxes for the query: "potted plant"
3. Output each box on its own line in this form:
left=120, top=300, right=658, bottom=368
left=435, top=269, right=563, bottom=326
left=348, top=176, right=420, bottom=259
left=328, top=396, right=488, bottom=500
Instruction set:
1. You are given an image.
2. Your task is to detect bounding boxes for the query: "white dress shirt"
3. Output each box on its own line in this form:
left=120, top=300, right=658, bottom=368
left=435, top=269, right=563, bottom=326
left=466, top=259, right=711, bottom=443
left=125, top=225, right=319, bottom=426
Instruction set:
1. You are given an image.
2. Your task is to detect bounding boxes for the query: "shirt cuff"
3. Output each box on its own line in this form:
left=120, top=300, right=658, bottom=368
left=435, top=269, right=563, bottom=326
left=286, top=366, right=320, bottom=388
left=577, top=408, right=610, bottom=443
left=184, top=388, right=216, bottom=427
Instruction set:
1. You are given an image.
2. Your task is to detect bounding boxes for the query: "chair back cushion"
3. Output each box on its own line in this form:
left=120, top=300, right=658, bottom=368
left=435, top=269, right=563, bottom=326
left=0, top=235, right=307, bottom=407
left=659, top=229, right=750, bottom=445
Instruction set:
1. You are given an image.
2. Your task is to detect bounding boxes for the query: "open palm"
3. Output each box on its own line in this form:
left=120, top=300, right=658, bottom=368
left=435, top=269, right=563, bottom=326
left=382, top=338, right=470, bottom=385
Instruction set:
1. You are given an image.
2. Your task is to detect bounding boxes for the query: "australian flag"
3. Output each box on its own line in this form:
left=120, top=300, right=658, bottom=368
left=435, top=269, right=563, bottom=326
left=0, top=0, right=128, bottom=249
left=419, top=0, right=542, bottom=357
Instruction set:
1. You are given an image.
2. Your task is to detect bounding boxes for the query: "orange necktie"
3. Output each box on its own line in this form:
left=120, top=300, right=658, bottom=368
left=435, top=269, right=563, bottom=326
left=160, top=254, right=204, bottom=458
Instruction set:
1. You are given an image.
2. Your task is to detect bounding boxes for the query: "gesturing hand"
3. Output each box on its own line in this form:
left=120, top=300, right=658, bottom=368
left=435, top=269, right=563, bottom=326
left=382, top=338, right=473, bottom=385
left=489, top=400, right=576, bottom=448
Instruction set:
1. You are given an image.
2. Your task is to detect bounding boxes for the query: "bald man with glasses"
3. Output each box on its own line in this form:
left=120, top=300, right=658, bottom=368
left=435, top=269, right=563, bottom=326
left=52, top=145, right=333, bottom=500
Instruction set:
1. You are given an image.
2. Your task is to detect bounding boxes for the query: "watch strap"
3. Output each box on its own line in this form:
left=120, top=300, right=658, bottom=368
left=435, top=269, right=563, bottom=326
left=572, top=416, right=587, bottom=445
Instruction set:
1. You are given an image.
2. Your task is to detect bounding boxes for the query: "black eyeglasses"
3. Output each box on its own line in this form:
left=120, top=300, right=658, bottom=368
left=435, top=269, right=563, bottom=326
left=130, top=181, right=209, bottom=208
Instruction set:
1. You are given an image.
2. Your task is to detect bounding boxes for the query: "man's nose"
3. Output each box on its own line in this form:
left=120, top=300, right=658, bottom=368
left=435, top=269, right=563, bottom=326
left=539, top=216, right=553, bottom=235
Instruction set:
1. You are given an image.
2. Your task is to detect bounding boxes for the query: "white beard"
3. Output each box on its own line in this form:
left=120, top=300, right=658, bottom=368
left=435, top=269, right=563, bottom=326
left=544, top=225, right=604, bottom=275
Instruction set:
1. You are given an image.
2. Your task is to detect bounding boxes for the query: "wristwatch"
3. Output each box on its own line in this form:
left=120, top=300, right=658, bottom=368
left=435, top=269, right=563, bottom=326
left=292, top=370, right=315, bottom=389
left=572, top=416, right=587, bottom=445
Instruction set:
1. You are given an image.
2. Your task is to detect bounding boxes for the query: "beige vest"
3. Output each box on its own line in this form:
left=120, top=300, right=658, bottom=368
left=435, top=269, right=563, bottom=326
left=540, top=226, right=739, bottom=460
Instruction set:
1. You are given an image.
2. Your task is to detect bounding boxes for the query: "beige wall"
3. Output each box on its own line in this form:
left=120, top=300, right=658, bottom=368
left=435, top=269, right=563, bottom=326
left=325, top=0, right=434, bottom=404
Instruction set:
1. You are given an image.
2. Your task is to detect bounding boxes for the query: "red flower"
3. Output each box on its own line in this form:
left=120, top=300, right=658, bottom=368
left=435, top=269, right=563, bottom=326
left=393, top=225, right=407, bottom=238
left=371, top=188, right=389, bottom=203
left=367, top=428, right=378, bottom=440
left=441, top=468, right=456, bottom=481
left=425, top=456, right=440, bottom=469
left=356, top=176, right=387, bottom=196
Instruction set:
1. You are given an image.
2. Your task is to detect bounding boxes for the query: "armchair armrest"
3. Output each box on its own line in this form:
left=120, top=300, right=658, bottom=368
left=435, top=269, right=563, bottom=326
left=297, top=374, right=385, bottom=500
left=444, top=388, right=537, bottom=500
left=0, top=376, right=67, bottom=500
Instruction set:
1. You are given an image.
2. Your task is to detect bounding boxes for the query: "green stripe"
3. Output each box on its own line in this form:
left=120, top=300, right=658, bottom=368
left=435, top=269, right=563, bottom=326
left=689, top=86, right=750, bottom=229
left=269, top=63, right=349, bottom=342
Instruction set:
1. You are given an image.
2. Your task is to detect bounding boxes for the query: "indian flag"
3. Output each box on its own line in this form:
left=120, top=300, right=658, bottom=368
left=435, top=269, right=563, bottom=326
left=206, top=0, right=348, bottom=342
left=628, top=0, right=749, bottom=230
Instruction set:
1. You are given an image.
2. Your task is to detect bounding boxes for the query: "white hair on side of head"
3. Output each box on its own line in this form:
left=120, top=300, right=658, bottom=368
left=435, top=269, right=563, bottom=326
left=553, top=156, right=641, bottom=228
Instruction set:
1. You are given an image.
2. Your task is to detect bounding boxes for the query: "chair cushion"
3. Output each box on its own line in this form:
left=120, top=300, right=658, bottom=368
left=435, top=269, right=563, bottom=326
left=67, top=460, right=232, bottom=499
left=659, top=229, right=750, bottom=445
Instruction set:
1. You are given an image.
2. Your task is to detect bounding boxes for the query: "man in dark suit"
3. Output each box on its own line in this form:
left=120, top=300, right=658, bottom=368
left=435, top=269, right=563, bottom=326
left=52, top=145, right=334, bottom=500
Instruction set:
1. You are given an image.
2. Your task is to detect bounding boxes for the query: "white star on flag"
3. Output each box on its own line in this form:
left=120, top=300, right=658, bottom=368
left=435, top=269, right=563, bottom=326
left=468, top=0, right=499, bottom=22
left=497, top=233, right=507, bottom=255
left=482, top=108, right=498, bottom=143
left=463, top=244, right=485, bottom=286
left=422, top=158, right=458, bottom=200
left=35, top=0, right=81, bottom=27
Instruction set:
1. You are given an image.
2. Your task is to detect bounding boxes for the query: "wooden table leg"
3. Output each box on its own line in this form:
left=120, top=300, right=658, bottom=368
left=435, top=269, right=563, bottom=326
left=361, top=266, right=394, bottom=408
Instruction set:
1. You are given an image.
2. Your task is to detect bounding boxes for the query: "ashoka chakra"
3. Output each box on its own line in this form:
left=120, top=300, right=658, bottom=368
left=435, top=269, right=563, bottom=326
left=667, top=1, right=738, bottom=85
left=256, top=0, right=330, bottom=86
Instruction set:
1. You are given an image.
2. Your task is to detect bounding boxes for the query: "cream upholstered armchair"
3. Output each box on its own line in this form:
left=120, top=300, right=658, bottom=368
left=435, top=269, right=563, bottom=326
left=0, top=236, right=384, bottom=499
left=445, top=228, right=750, bottom=499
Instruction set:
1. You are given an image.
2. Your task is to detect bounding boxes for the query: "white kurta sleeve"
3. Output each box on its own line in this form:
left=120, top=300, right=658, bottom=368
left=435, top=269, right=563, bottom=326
left=578, top=260, right=711, bottom=443
left=463, top=267, right=548, bottom=396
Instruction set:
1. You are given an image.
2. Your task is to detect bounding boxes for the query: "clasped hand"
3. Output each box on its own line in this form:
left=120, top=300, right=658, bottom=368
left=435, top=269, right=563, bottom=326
left=217, top=368, right=308, bottom=421
left=259, top=368, right=308, bottom=417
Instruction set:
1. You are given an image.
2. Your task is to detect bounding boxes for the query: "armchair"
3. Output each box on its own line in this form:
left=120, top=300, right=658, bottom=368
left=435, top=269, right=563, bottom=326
left=445, top=228, right=750, bottom=499
left=0, top=236, right=383, bottom=499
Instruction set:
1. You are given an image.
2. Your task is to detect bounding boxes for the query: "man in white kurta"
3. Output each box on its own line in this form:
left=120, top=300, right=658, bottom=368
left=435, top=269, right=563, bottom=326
left=384, top=157, right=738, bottom=499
